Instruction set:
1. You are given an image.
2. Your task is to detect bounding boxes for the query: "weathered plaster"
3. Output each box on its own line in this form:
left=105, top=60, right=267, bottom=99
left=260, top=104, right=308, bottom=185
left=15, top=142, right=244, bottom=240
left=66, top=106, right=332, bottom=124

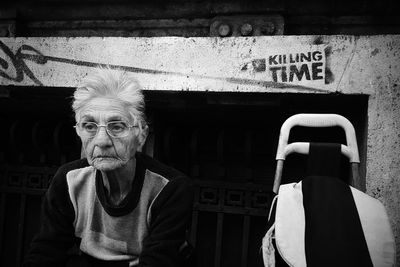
left=365, top=37, right=400, bottom=264
left=1, top=36, right=400, bottom=262
left=0, top=36, right=385, bottom=93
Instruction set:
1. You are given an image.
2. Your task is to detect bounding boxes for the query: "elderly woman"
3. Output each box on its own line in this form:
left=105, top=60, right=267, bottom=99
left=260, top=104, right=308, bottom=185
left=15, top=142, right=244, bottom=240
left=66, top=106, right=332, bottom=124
left=24, top=68, right=194, bottom=267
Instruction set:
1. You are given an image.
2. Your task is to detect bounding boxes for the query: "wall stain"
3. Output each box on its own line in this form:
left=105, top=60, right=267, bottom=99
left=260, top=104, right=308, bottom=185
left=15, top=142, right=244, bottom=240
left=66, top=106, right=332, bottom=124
left=371, top=48, right=380, bottom=56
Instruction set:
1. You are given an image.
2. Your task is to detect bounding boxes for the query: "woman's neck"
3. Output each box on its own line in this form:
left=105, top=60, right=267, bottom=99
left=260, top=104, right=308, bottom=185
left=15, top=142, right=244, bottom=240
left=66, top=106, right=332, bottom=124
left=101, top=158, right=136, bottom=205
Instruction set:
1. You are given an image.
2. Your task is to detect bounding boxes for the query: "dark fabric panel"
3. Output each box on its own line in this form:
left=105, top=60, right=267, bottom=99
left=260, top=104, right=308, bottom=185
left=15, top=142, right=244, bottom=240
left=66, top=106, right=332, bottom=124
left=302, top=142, right=372, bottom=267
left=306, top=142, right=341, bottom=178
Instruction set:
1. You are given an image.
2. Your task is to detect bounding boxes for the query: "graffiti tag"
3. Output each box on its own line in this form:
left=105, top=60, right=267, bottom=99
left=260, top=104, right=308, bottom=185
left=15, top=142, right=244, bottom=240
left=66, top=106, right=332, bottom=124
left=0, top=40, right=177, bottom=86
left=0, top=41, right=46, bottom=85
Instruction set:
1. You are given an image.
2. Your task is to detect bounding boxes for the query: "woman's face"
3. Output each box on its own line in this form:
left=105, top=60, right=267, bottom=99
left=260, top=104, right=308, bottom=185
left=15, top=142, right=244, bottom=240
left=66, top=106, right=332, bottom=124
left=76, top=97, right=147, bottom=171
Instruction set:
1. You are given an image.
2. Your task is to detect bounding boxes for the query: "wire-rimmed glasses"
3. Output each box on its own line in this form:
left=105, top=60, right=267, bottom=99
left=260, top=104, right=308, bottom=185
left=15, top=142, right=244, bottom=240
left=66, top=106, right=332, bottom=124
left=74, top=121, right=138, bottom=138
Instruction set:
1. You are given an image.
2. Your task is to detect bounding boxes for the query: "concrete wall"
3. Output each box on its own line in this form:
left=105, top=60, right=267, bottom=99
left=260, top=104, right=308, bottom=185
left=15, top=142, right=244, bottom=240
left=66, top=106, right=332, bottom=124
left=1, top=36, right=399, bottom=262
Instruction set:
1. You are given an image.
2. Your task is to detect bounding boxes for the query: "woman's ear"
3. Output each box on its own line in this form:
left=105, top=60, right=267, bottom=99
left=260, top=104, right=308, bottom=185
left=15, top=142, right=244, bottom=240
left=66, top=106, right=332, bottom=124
left=137, top=125, right=149, bottom=151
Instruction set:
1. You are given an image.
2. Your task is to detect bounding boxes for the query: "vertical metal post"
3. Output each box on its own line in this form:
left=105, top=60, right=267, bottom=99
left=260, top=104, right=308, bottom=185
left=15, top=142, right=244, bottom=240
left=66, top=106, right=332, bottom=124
left=214, top=212, right=224, bottom=267
left=272, top=160, right=284, bottom=193
left=241, top=215, right=250, bottom=267
left=16, top=168, right=27, bottom=266
left=217, top=129, right=224, bottom=178
left=16, top=193, right=26, bottom=266
left=190, top=186, right=200, bottom=247
left=244, top=130, right=252, bottom=182
left=189, top=210, right=199, bottom=247
left=0, top=193, right=6, bottom=258
left=351, top=162, right=361, bottom=190
left=190, top=129, right=199, bottom=178
left=214, top=188, right=225, bottom=267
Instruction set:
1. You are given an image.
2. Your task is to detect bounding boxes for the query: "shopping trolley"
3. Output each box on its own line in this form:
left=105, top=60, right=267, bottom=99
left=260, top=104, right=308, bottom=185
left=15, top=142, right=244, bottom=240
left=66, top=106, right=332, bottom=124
left=262, top=113, right=395, bottom=267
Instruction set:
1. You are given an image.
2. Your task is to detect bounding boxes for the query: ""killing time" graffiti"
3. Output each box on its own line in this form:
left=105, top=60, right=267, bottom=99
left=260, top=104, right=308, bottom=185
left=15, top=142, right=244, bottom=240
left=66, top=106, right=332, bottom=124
left=268, top=51, right=324, bottom=82
left=241, top=46, right=328, bottom=86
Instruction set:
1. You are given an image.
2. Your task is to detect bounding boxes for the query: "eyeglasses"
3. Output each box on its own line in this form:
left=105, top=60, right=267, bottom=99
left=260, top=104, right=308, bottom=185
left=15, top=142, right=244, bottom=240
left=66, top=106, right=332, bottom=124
left=75, top=121, right=138, bottom=138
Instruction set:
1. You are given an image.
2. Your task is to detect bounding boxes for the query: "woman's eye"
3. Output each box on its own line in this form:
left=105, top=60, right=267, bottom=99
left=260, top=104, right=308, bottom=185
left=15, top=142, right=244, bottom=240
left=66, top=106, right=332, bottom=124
left=111, top=125, right=122, bottom=131
left=83, top=123, right=97, bottom=131
left=109, top=122, right=126, bottom=132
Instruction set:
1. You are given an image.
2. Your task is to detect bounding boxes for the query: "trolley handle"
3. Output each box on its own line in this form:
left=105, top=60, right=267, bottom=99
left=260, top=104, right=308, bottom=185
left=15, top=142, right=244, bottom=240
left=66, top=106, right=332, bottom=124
left=273, top=114, right=361, bottom=193
left=276, top=114, right=359, bottom=163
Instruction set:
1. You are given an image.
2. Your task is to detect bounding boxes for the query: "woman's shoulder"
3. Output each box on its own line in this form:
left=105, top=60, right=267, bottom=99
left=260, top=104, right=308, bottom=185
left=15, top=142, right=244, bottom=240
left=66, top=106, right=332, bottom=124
left=136, top=152, right=187, bottom=181
left=50, top=158, right=90, bottom=185
left=57, top=158, right=89, bottom=174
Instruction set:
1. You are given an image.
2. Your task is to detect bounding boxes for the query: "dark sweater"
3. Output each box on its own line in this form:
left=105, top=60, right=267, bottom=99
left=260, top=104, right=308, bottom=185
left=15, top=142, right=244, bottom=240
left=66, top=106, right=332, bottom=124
left=24, top=152, right=194, bottom=267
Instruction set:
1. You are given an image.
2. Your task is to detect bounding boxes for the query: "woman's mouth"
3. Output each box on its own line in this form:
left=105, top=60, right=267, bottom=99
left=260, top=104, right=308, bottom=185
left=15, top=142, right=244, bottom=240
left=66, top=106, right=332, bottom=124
left=94, top=155, right=115, bottom=159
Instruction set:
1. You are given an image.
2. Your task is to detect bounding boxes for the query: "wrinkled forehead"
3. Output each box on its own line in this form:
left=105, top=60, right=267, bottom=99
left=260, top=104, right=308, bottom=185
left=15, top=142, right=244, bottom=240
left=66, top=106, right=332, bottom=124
left=76, top=97, right=134, bottom=122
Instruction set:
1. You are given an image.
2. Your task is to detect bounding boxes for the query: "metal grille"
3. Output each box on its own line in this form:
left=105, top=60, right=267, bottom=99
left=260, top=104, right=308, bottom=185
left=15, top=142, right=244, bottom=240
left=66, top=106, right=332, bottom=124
left=152, top=106, right=279, bottom=267
left=190, top=180, right=272, bottom=267
left=0, top=165, right=56, bottom=267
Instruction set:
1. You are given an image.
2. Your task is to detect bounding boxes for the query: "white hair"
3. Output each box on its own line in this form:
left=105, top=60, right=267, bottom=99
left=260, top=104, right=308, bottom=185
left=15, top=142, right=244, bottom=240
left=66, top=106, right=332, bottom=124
left=72, top=67, right=147, bottom=128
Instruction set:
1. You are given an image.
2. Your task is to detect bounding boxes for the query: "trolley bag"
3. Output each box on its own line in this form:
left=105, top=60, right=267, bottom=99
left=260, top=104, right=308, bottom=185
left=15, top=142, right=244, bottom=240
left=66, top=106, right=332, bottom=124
left=262, top=114, right=396, bottom=267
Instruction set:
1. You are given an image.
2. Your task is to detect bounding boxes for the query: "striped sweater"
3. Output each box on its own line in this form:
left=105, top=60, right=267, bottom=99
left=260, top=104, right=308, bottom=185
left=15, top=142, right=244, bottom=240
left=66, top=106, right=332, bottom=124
left=24, top=152, right=194, bottom=267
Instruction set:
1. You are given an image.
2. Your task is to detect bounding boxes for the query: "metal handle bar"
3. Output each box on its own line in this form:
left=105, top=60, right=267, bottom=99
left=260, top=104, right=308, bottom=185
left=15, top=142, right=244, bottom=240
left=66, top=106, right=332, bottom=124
left=284, top=142, right=352, bottom=159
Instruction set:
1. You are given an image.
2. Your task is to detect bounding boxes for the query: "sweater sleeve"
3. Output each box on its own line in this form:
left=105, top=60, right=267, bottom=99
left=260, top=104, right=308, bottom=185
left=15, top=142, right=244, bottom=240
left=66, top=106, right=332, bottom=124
left=23, top=165, right=77, bottom=267
left=139, top=177, right=194, bottom=267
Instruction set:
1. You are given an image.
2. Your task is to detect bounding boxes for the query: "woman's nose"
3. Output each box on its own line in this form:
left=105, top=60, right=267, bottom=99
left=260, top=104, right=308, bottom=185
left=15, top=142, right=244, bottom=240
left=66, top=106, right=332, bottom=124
left=93, top=126, right=112, bottom=147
